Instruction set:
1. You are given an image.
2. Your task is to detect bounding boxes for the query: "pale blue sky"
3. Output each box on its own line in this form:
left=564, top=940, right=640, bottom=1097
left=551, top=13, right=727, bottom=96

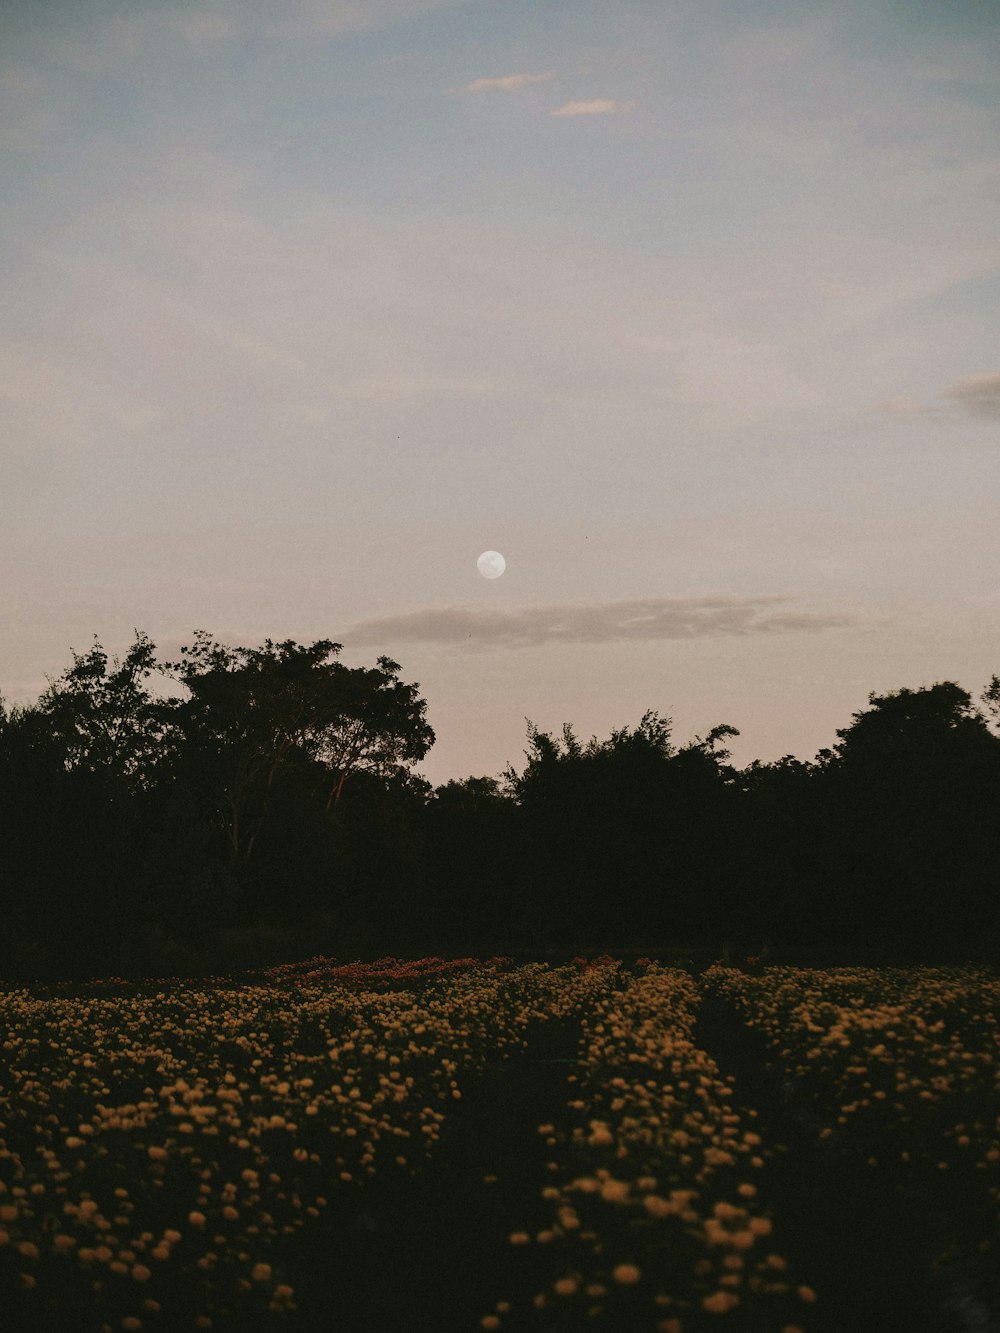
left=2, top=0, right=998, bottom=782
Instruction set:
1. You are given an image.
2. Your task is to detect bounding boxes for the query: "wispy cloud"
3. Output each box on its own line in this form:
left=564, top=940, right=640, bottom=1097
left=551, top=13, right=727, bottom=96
left=551, top=99, right=631, bottom=117
left=348, top=595, right=856, bottom=650
left=460, top=71, right=554, bottom=92
left=868, top=372, right=1000, bottom=422
left=940, top=370, right=1000, bottom=419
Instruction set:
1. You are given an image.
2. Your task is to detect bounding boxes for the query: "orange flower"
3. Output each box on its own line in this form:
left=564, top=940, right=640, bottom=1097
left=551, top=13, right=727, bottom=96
left=612, top=1263, right=641, bottom=1285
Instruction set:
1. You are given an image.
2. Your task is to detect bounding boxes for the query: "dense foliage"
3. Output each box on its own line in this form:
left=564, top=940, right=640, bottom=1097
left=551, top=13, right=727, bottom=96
left=1, top=631, right=998, bottom=980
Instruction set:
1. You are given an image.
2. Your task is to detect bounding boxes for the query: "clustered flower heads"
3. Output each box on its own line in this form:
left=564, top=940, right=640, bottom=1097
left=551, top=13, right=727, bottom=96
left=261, top=955, right=516, bottom=990
left=488, top=964, right=814, bottom=1330
left=2, top=959, right=996, bottom=1332
left=0, top=958, right=620, bottom=1329
left=702, top=965, right=1000, bottom=1181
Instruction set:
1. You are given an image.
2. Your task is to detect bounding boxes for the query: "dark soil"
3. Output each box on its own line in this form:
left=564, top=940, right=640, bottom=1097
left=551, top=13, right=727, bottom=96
left=693, top=992, right=1000, bottom=1333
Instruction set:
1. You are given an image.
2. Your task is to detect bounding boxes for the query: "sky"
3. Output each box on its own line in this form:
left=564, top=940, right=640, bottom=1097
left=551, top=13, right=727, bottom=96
left=2, top=0, right=998, bottom=786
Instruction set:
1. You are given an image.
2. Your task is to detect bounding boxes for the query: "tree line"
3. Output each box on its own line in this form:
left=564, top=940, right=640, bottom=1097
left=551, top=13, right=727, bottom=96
left=1, top=630, right=998, bottom=980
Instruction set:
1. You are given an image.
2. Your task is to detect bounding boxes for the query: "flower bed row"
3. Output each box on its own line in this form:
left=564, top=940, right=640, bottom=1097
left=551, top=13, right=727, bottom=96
left=483, top=964, right=816, bottom=1331
left=0, top=961, right=611, bottom=1332
left=700, top=965, right=1000, bottom=1183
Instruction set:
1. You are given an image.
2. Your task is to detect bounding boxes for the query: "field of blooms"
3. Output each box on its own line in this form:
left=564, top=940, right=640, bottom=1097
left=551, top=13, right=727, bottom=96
left=701, top=965, right=1000, bottom=1179
left=1, top=957, right=998, bottom=1332
left=486, top=963, right=815, bottom=1332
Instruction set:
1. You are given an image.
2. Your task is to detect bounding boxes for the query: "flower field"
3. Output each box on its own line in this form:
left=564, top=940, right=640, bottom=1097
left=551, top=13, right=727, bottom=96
left=1, top=958, right=998, bottom=1331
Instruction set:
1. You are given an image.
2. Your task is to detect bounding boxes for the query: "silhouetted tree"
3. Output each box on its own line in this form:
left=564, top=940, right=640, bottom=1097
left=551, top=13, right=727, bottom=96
left=159, top=632, right=434, bottom=867
left=502, top=711, right=739, bottom=946
left=816, top=682, right=1000, bottom=953
left=735, top=755, right=820, bottom=941
left=424, top=776, right=520, bottom=951
left=3, top=632, right=999, bottom=977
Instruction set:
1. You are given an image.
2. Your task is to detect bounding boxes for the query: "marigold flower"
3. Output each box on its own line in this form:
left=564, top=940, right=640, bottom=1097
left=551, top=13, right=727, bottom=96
left=612, top=1263, right=641, bottom=1284
left=644, top=1194, right=673, bottom=1218
left=251, top=1262, right=272, bottom=1282
left=703, top=1290, right=740, bottom=1313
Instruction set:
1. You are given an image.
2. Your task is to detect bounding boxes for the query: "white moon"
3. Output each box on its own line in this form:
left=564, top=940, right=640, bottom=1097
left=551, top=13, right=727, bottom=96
left=477, top=550, right=506, bottom=579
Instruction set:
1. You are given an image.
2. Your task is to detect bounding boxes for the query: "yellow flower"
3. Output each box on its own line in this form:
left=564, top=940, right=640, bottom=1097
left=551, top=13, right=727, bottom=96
left=251, top=1262, right=272, bottom=1282
left=644, top=1195, right=673, bottom=1218
left=188, top=1211, right=206, bottom=1228
left=797, top=1286, right=817, bottom=1303
left=702, top=1290, right=740, bottom=1313
left=612, top=1263, right=641, bottom=1285
left=554, top=1277, right=579, bottom=1296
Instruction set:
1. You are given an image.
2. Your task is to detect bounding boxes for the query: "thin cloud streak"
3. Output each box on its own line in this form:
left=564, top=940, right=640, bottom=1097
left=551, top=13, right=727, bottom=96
left=348, top=595, right=857, bottom=650
left=940, top=370, right=1000, bottom=419
left=551, top=99, right=631, bottom=117
left=460, top=72, right=554, bottom=92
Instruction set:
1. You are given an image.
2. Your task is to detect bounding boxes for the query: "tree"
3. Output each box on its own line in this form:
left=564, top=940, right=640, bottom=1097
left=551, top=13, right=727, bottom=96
left=818, top=682, right=1000, bottom=952
left=36, top=630, right=165, bottom=789
left=159, top=632, right=434, bottom=865
left=502, top=710, right=740, bottom=946
left=424, top=776, right=520, bottom=951
left=0, top=693, right=151, bottom=979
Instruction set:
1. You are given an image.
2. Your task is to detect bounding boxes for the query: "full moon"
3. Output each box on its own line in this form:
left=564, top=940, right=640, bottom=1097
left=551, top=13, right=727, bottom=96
left=477, top=550, right=506, bottom=579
